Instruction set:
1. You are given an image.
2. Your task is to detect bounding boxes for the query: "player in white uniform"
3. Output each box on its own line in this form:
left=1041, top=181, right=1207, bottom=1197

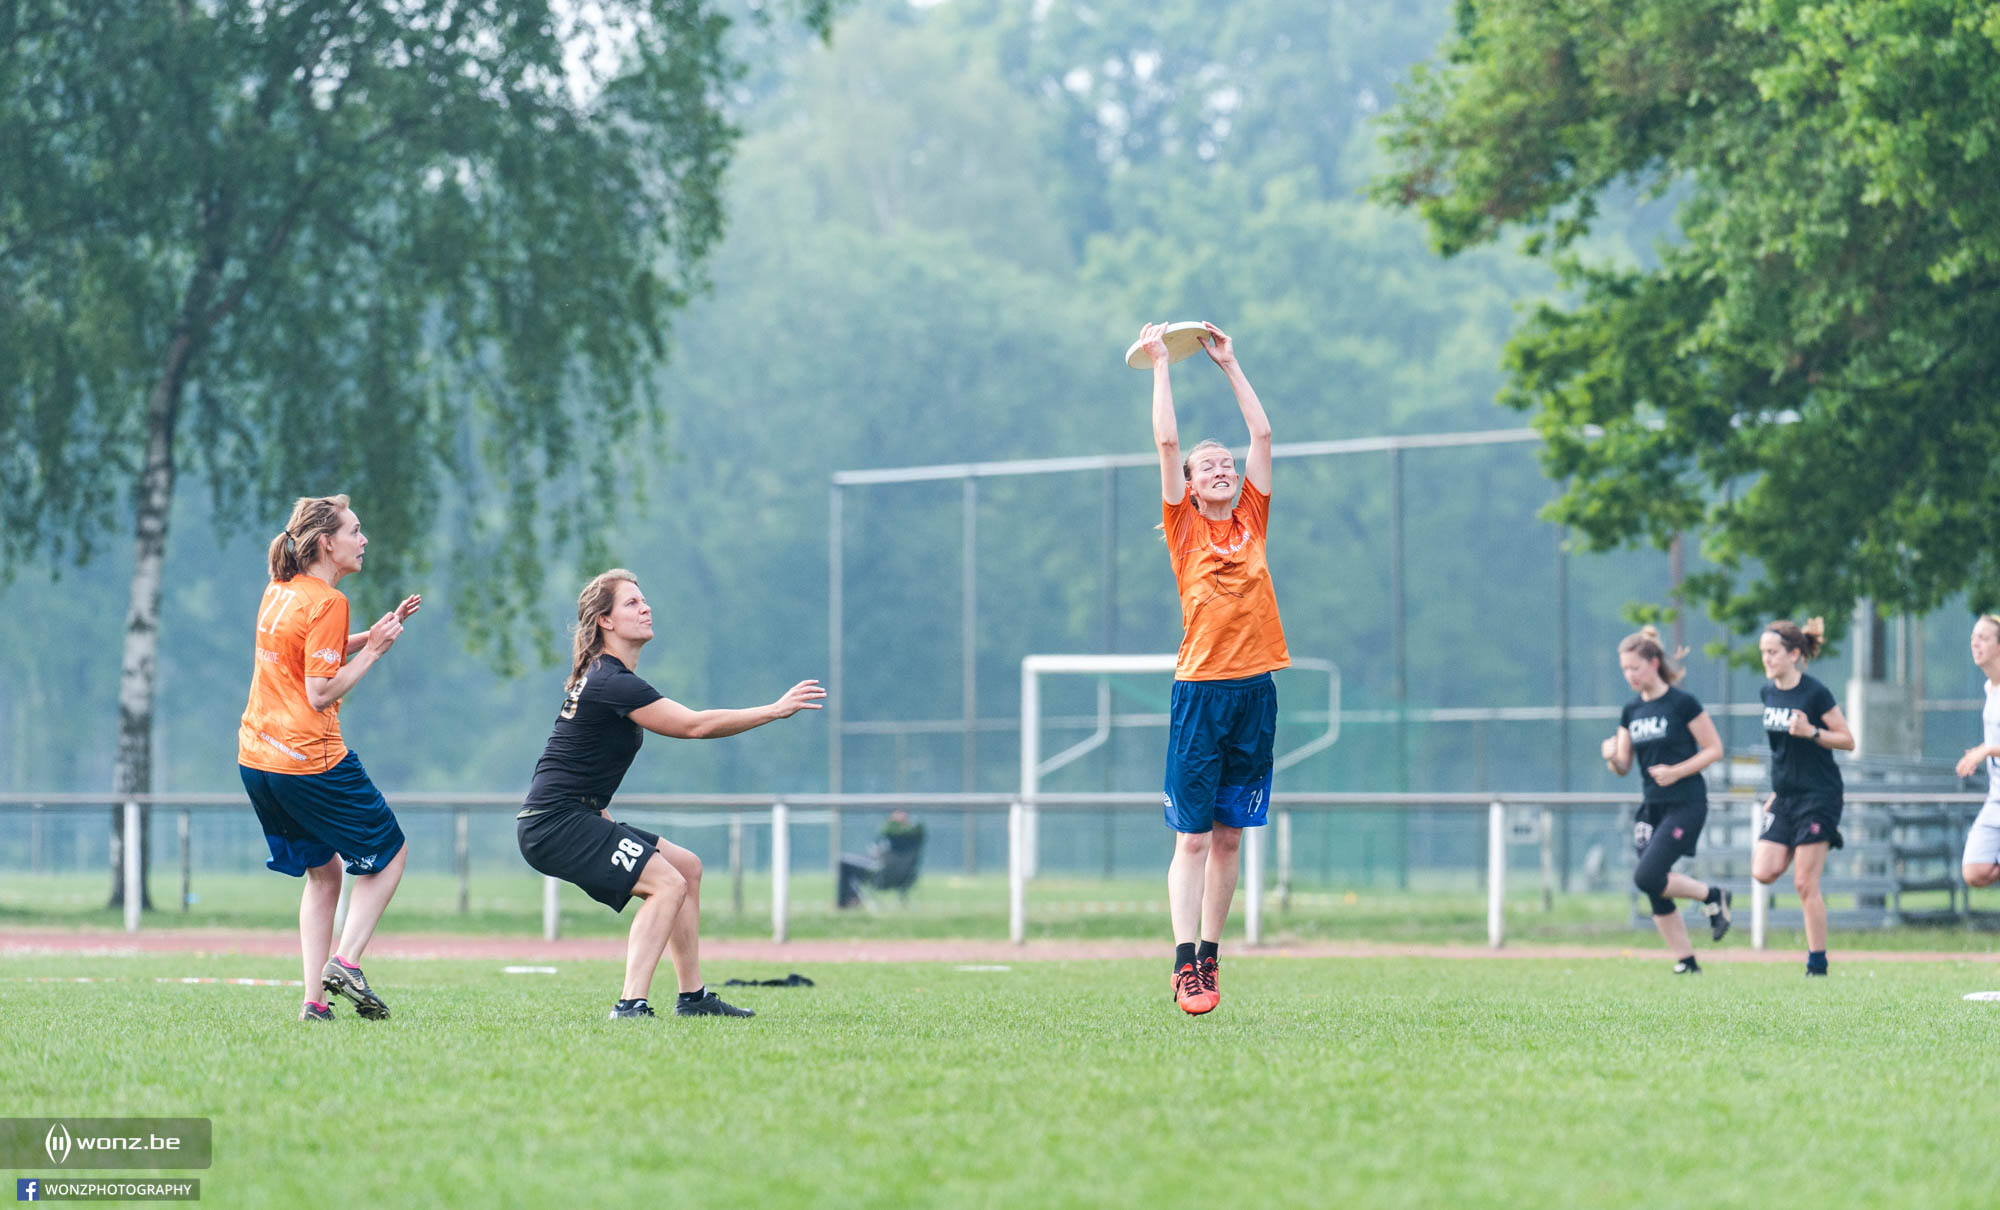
left=1954, top=615, right=2000, bottom=889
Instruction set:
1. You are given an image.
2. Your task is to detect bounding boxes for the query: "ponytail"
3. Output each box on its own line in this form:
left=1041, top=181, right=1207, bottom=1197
left=1765, top=617, right=1825, bottom=661
left=267, top=494, right=351, bottom=582
left=1619, top=625, right=1688, bottom=685
left=568, top=569, right=638, bottom=693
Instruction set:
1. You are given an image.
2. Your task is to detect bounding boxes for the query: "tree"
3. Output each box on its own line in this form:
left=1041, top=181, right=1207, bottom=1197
left=0, top=0, right=834, bottom=906
left=1376, top=0, right=2000, bottom=642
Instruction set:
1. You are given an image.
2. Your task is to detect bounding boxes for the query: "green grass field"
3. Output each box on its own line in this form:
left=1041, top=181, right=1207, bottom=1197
left=5, top=952, right=2000, bottom=1208
left=6, top=870, right=1999, bottom=949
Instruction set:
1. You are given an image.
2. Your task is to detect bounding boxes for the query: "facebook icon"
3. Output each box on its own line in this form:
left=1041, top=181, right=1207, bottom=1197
left=16, top=1179, right=36, bottom=1201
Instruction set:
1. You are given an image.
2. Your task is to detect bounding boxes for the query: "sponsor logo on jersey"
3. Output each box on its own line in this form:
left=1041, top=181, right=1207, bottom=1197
left=311, top=648, right=341, bottom=664
left=1628, top=715, right=1670, bottom=742
left=1762, top=706, right=1797, bottom=731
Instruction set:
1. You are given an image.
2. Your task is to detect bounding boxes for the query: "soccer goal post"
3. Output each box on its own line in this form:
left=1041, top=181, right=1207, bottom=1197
left=1013, top=654, right=1339, bottom=945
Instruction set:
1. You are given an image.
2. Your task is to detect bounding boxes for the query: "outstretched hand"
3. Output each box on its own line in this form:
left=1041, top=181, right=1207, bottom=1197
left=363, top=610, right=404, bottom=656
left=393, top=594, right=422, bottom=623
left=772, top=679, right=828, bottom=718
left=1198, top=322, right=1236, bottom=369
left=1137, top=322, right=1171, bottom=368
left=1957, top=745, right=1991, bottom=778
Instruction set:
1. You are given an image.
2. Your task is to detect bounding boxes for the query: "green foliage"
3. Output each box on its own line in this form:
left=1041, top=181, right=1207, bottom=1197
left=1378, top=0, right=2000, bottom=644
left=0, top=0, right=838, bottom=665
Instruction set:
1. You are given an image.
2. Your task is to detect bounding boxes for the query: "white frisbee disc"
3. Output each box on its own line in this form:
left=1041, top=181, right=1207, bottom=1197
left=1125, top=321, right=1211, bottom=370
left=1963, top=990, right=2000, bottom=1001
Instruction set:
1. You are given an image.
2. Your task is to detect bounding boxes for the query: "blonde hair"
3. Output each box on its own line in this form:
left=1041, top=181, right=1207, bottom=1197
left=1619, top=625, right=1688, bottom=684
left=267, top=495, right=351, bottom=582
left=1182, top=439, right=1231, bottom=481
left=568, top=568, right=639, bottom=693
left=1977, top=614, right=2000, bottom=638
left=1764, top=616, right=1826, bottom=661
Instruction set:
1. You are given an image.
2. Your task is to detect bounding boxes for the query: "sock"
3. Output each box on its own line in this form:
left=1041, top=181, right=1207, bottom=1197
left=614, top=998, right=647, bottom=1012
left=678, top=986, right=707, bottom=1004
left=304, top=999, right=330, bottom=1011
left=1677, top=956, right=1700, bottom=971
left=1174, top=942, right=1197, bottom=971
left=1806, top=950, right=1827, bottom=972
left=333, top=955, right=359, bottom=970
left=1196, top=939, right=1219, bottom=965
left=1704, top=885, right=1722, bottom=905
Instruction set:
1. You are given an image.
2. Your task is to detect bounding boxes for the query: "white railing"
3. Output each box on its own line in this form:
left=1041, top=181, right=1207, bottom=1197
left=0, top=789, right=1986, bottom=945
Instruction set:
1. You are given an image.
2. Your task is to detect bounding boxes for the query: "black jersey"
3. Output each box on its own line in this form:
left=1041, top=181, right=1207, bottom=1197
left=1620, top=685, right=1708, bottom=807
left=1760, top=673, right=1843, bottom=796
left=519, top=654, right=665, bottom=818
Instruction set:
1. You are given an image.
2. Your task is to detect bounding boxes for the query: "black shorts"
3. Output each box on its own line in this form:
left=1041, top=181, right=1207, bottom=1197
left=1760, top=791, right=1844, bottom=850
left=1634, top=800, right=1707, bottom=861
left=517, top=810, right=662, bottom=912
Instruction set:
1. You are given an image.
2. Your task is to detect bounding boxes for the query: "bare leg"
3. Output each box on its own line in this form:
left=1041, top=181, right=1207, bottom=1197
left=334, top=846, right=407, bottom=964
left=653, top=841, right=706, bottom=994
left=1200, top=825, right=1243, bottom=943
left=1663, top=872, right=1710, bottom=902
left=621, top=854, right=688, bottom=1002
left=299, top=858, right=341, bottom=1006
left=1964, top=862, right=2000, bottom=889
left=1793, top=842, right=1831, bottom=954
left=1652, top=909, right=1694, bottom=960
left=1751, top=840, right=1793, bottom=886
left=1168, top=831, right=1211, bottom=946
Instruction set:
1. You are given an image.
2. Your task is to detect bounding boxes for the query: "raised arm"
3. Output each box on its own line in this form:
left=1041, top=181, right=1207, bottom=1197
left=629, top=679, right=825, bottom=740
left=1601, top=728, right=1633, bottom=777
left=345, top=594, right=421, bottom=656
left=1140, top=323, right=1184, bottom=504
left=1199, top=323, right=1271, bottom=494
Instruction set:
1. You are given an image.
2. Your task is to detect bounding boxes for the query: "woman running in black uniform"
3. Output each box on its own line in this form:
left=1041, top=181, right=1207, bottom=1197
left=518, top=569, right=824, bottom=1020
left=1600, top=626, right=1728, bottom=972
left=1752, top=618, right=1852, bottom=977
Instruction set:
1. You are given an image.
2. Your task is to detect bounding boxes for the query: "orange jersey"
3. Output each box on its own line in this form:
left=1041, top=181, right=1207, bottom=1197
left=1162, top=482, right=1290, bottom=681
left=238, top=575, right=351, bottom=773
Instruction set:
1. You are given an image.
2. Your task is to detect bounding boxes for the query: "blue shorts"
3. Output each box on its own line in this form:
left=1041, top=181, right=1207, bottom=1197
left=1163, top=674, right=1277, bottom=834
left=240, top=751, right=406, bottom=877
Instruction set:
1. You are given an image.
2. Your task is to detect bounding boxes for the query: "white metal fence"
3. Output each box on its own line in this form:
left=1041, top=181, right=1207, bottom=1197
left=2, top=789, right=1988, bottom=946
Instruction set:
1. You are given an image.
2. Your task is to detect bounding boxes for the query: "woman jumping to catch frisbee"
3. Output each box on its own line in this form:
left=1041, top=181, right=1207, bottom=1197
left=1139, top=320, right=1289, bottom=1016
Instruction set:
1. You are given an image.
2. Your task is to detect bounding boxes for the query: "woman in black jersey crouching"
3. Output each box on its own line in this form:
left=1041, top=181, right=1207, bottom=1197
left=1752, top=617, right=1853, bottom=977
left=1600, top=627, right=1729, bottom=973
left=518, top=569, right=824, bottom=1020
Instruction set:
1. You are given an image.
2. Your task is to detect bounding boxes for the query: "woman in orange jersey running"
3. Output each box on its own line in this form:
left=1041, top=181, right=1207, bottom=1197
left=237, top=495, right=420, bottom=1022
left=1139, top=321, right=1289, bottom=1017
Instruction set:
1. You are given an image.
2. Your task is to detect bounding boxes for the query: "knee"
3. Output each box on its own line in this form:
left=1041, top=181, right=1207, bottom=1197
left=1792, top=872, right=1821, bottom=900
left=1210, top=827, right=1242, bottom=858
left=670, top=846, right=702, bottom=884
left=1648, top=895, right=1676, bottom=917
left=1751, top=863, right=1782, bottom=885
left=1965, top=865, right=2000, bottom=889
left=1633, top=866, right=1667, bottom=899
left=634, top=855, right=688, bottom=903
left=1174, top=832, right=1212, bottom=860
left=304, top=859, right=342, bottom=887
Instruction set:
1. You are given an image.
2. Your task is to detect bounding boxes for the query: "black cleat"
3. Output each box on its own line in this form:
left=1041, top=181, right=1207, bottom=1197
left=1805, top=966, right=1828, bottom=977
left=299, top=1001, right=333, bottom=1022
left=674, top=990, right=754, bottom=1018
left=1672, top=957, right=1701, bottom=975
left=322, top=957, right=390, bottom=1020
left=1703, top=889, right=1734, bottom=942
left=608, top=1001, right=657, bottom=1020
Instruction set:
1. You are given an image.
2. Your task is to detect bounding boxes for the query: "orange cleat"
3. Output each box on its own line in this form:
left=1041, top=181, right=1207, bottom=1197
left=1197, top=955, right=1220, bottom=1009
left=1173, top=962, right=1217, bottom=1015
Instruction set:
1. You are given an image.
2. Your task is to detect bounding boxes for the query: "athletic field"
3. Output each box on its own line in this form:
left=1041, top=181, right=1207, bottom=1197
left=5, top=942, right=1998, bottom=1208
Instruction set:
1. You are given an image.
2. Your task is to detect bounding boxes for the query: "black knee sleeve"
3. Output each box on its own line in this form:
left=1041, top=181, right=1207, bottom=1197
left=1647, top=893, right=1676, bottom=916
